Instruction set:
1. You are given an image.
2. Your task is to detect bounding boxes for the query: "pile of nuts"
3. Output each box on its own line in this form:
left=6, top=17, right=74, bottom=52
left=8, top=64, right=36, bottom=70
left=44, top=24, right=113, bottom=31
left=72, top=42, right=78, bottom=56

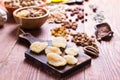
left=17, top=8, right=46, bottom=18
left=46, top=4, right=68, bottom=23
left=50, top=26, right=71, bottom=40
left=61, top=21, right=78, bottom=30
left=48, top=12, right=67, bottom=23
left=66, top=7, right=84, bottom=22
left=4, top=0, right=44, bottom=7
left=21, top=0, right=44, bottom=7
left=71, top=32, right=98, bottom=49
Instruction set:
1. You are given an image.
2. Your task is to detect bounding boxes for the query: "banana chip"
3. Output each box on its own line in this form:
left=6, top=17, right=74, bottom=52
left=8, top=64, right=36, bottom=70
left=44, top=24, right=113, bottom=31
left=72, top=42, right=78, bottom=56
left=65, top=47, right=79, bottom=56
left=45, top=46, right=62, bottom=55
left=52, top=37, right=67, bottom=48
left=30, top=42, right=48, bottom=54
left=47, top=53, right=67, bottom=67
left=64, top=55, right=78, bottom=65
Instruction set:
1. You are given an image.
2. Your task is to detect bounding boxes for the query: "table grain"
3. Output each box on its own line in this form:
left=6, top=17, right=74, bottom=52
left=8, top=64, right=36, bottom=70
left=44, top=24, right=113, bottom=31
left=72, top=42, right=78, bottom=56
left=0, top=0, right=120, bottom=80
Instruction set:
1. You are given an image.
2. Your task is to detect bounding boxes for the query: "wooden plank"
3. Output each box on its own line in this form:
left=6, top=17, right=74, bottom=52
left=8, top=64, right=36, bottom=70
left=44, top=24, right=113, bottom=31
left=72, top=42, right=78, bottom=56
left=0, top=4, right=18, bottom=67
left=84, top=0, right=120, bottom=80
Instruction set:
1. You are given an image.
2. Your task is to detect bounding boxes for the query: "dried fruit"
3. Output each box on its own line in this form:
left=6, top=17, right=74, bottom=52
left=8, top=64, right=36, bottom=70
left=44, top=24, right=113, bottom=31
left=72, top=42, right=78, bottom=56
left=65, top=48, right=79, bottom=56
left=30, top=42, right=48, bottom=54
left=95, top=23, right=113, bottom=42
left=47, top=53, right=67, bottom=67
left=64, top=55, right=78, bottom=65
left=45, top=46, right=62, bottom=55
left=50, top=26, right=72, bottom=40
left=52, top=37, right=67, bottom=48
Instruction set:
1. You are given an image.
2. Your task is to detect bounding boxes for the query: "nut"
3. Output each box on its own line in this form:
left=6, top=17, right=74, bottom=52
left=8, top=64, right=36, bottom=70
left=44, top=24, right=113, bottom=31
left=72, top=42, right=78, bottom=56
left=83, top=46, right=99, bottom=57
left=62, top=21, right=78, bottom=30
left=71, top=32, right=98, bottom=48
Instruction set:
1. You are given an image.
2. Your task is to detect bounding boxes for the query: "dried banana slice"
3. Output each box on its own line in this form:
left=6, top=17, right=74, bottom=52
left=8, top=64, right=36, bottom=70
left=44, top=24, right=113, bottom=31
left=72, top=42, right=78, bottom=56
left=65, top=47, right=79, bottom=56
left=47, top=53, right=67, bottom=67
left=64, top=55, right=78, bottom=65
left=52, top=37, right=67, bottom=48
left=45, top=46, right=62, bottom=55
left=30, top=42, right=48, bottom=54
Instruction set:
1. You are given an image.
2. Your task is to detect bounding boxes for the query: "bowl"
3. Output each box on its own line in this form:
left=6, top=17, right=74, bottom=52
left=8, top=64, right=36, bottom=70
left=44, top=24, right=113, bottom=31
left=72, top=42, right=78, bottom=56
left=3, top=0, right=46, bottom=14
left=13, top=6, right=49, bottom=29
left=4, top=3, right=19, bottom=14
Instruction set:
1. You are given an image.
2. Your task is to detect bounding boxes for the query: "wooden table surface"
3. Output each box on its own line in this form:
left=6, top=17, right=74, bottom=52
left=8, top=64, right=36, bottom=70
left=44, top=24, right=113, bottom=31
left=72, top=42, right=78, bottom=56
left=0, top=0, right=120, bottom=80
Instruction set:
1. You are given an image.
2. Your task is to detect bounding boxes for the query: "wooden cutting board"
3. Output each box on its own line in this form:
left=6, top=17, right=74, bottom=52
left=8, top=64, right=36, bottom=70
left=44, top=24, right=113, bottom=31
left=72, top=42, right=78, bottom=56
left=19, top=33, right=91, bottom=78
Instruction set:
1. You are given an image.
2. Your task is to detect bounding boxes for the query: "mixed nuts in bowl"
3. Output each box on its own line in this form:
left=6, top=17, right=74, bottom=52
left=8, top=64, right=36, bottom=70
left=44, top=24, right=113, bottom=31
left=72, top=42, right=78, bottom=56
left=13, top=6, right=49, bottom=29
left=3, top=0, right=45, bottom=14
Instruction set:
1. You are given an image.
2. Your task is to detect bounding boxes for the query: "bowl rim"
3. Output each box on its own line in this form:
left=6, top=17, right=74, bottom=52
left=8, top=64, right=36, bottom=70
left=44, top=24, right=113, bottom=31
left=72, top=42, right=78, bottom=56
left=3, top=0, right=46, bottom=9
left=13, top=6, right=49, bottom=19
left=3, top=1, right=20, bottom=9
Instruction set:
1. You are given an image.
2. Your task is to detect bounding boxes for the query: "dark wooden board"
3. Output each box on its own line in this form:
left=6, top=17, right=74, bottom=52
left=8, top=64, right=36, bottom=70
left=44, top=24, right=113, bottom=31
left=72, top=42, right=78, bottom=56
left=25, top=50, right=91, bottom=78
left=19, top=33, right=91, bottom=78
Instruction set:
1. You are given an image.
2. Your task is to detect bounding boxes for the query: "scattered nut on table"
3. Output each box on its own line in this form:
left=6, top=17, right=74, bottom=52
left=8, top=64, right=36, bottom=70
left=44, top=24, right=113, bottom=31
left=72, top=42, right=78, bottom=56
left=61, top=21, right=78, bottom=30
left=71, top=32, right=98, bottom=49
left=66, top=7, right=84, bottom=22
left=83, top=46, right=99, bottom=57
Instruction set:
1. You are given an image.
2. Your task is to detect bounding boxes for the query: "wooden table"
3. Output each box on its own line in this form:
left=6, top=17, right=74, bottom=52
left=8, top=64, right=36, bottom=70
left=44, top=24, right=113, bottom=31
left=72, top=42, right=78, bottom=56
left=0, top=0, right=120, bottom=80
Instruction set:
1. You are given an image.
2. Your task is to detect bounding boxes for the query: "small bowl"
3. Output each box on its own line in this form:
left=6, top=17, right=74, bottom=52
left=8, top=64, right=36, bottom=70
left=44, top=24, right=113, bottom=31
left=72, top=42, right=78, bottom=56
left=3, top=1, right=46, bottom=14
left=4, top=4, right=19, bottom=14
left=13, top=6, right=49, bottom=29
left=3, top=0, right=19, bottom=14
